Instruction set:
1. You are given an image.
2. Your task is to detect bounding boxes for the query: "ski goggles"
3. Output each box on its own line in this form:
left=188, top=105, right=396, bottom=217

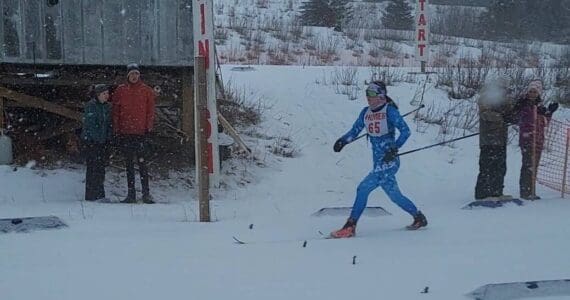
left=366, top=89, right=386, bottom=97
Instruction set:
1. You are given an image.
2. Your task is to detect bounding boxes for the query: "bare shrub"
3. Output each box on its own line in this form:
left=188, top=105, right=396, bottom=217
left=267, top=46, right=289, bottom=65
left=344, top=27, right=361, bottom=41
left=435, top=55, right=490, bottom=99
left=255, top=0, right=269, bottom=9
left=316, top=33, right=341, bottom=56
left=272, top=26, right=289, bottom=41
left=218, top=80, right=266, bottom=127
left=269, top=136, right=298, bottom=158
left=502, top=67, right=534, bottom=98
left=215, top=28, right=230, bottom=45
left=331, top=66, right=360, bottom=100
left=368, top=66, right=404, bottom=86
left=289, top=17, right=303, bottom=42
left=377, top=29, right=413, bottom=42
left=259, top=15, right=282, bottom=32
left=416, top=99, right=479, bottom=143
left=368, top=47, right=380, bottom=58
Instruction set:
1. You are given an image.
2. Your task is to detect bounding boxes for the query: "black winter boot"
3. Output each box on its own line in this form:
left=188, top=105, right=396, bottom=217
left=120, top=194, right=137, bottom=204
left=406, top=211, right=428, bottom=230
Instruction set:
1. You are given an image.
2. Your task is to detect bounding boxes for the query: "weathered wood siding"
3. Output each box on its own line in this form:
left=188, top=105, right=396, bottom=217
left=0, top=0, right=193, bottom=66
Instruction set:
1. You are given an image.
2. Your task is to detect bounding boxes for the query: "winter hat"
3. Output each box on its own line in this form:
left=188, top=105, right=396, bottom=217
left=527, top=80, right=543, bottom=96
left=93, top=84, right=109, bottom=95
left=366, top=81, right=387, bottom=97
left=126, top=63, right=140, bottom=76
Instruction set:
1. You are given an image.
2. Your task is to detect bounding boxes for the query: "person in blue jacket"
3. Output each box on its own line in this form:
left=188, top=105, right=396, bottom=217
left=330, top=81, right=427, bottom=238
left=82, top=84, right=112, bottom=201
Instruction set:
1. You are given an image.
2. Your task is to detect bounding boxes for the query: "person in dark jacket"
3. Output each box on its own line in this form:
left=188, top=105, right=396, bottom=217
left=111, top=63, right=156, bottom=204
left=82, top=84, right=112, bottom=201
left=513, top=80, right=559, bottom=200
left=475, top=77, right=514, bottom=200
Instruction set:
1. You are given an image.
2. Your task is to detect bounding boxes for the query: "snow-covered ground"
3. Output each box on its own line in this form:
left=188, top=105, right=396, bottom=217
left=1, top=65, right=570, bottom=300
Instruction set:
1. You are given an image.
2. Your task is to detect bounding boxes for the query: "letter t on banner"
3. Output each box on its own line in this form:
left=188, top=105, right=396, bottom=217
left=415, top=0, right=429, bottom=72
left=192, top=0, right=220, bottom=188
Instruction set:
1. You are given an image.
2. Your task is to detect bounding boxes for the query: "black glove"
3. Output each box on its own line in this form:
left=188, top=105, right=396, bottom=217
left=333, top=138, right=347, bottom=153
left=383, top=147, right=398, bottom=163
left=548, top=102, right=559, bottom=114
left=537, top=106, right=547, bottom=115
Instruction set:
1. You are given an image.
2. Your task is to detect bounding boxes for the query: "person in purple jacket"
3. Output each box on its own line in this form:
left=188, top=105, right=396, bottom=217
left=512, top=80, right=559, bottom=200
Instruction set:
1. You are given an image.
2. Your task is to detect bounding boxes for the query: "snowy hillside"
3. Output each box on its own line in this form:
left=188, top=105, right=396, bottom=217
left=2, top=65, right=570, bottom=300
left=213, top=0, right=569, bottom=67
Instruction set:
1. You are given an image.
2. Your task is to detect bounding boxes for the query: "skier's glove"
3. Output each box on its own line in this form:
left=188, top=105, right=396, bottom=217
left=383, top=147, right=398, bottom=163
left=333, top=138, right=347, bottom=153
left=537, top=106, right=547, bottom=115
left=548, top=102, right=559, bottom=114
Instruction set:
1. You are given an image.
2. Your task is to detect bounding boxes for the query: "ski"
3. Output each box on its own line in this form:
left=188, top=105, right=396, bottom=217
left=232, top=236, right=247, bottom=244
left=232, top=231, right=335, bottom=245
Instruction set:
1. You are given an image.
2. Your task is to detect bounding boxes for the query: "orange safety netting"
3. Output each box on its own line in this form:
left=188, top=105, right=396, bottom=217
left=537, top=118, right=570, bottom=195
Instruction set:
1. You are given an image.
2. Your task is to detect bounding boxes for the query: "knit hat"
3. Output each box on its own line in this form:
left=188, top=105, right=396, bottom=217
left=527, top=80, right=543, bottom=96
left=366, top=81, right=387, bottom=97
left=92, top=84, right=109, bottom=96
left=126, top=63, right=140, bottom=76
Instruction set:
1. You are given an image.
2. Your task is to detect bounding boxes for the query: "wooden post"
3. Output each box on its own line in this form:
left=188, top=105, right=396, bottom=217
left=181, top=67, right=194, bottom=140
left=562, top=129, right=570, bottom=198
left=217, top=112, right=252, bottom=156
left=0, top=97, right=4, bottom=133
left=195, top=56, right=210, bottom=222
left=531, top=106, right=537, bottom=197
left=421, top=61, right=426, bottom=73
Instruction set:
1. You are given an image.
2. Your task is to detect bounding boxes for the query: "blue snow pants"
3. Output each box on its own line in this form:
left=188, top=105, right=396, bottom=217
left=349, top=161, right=418, bottom=222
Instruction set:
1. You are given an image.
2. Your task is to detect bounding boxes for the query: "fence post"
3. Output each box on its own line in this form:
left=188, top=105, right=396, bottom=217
left=195, top=56, right=210, bottom=222
left=562, top=128, right=570, bottom=198
left=0, top=97, right=4, bottom=132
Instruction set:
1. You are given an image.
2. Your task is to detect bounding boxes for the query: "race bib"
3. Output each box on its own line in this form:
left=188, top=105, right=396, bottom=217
left=364, top=106, right=389, bottom=137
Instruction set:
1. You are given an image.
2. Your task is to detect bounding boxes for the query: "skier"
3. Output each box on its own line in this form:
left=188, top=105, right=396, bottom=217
left=330, top=81, right=427, bottom=239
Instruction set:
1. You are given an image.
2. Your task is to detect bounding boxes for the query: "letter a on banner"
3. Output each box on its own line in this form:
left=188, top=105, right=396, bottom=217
left=192, top=0, right=220, bottom=188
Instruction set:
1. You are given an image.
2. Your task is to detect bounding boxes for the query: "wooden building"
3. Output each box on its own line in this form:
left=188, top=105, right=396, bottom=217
left=0, top=0, right=196, bottom=164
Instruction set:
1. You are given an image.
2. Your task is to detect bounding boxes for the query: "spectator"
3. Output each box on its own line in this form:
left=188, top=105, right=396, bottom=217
left=513, top=80, right=559, bottom=200
left=112, top=63, right=156, bottom=204
left=82, top=84, right=112, bottom=202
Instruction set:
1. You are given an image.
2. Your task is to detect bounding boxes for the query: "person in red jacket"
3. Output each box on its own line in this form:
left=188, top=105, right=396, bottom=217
left=112, top=63, right=156, bottom=204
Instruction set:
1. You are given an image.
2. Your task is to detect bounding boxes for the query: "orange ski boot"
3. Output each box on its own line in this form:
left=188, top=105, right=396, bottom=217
left=330, top=218, right=357, bottom=238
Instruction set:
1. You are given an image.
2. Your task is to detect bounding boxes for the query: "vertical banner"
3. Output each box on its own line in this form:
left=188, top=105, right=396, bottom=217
left=415, top=0, right=429, bottom=63
left=192, top=0, right=220, bottom=188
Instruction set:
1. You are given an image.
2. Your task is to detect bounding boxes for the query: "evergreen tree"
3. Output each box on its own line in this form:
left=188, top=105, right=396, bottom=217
left=299, top=0, right=351, bottom=29
left=479, top=0, right=569, bottom=42
left=299, top=0, right=331, bottom=27
left=331, top=0, right=352, bottom=31
left=381, top=0, right=414, bottom=30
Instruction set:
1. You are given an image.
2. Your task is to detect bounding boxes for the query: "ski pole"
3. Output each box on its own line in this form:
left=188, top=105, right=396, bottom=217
left=396, top=123, right=515, bottom=158
left=396, top=132, right=480, bottom=157
left=353, top=104, right=425, bottom=142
